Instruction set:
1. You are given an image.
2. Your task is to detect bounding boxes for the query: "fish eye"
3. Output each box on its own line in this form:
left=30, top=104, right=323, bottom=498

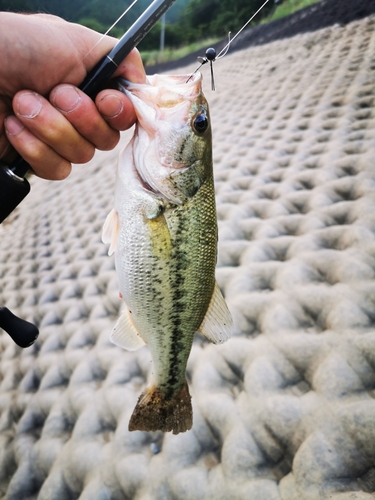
left=193, top=114, right=209, bottom=134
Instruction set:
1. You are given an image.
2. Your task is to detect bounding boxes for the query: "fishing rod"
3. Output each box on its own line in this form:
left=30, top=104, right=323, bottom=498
left=0, top=0, right=177, bottom=348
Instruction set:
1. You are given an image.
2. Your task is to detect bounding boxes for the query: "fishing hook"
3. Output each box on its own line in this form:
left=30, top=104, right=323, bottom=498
left=187, top=0, right=272, bottom=90
left=186, top=32, right=231, bottom=91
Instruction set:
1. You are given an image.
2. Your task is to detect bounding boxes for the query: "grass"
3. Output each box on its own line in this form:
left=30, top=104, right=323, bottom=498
left=262, top=0, right=322, bottom=23
left=141, top=37, right=220, bottom=67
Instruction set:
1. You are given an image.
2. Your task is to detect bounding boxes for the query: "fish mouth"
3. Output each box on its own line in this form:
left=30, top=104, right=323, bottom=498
left=116, top=74, right=202, bottom=124
left=116, top=73, right=202, bottom=93
left=118, top=75, right=203, bottom=205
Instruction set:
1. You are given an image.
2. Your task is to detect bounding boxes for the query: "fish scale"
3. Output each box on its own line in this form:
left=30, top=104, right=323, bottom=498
left=161, top=177, right=217, bottom=392
left=102, top=73, right=233, bottom=434
left=120, top=175, right=217, bottom=396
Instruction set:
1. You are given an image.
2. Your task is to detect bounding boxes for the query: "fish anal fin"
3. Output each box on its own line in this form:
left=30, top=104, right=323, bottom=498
left=110, top=307, right=146, bottom=351
left=197, top=282, right=233, bottom=344
left=129, top=382, right=192, bottom=435
left=102, top=208, right=119, bottom=256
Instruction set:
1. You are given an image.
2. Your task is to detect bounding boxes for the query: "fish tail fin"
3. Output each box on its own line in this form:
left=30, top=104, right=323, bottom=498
left=129, top=382, right=192, bottom=435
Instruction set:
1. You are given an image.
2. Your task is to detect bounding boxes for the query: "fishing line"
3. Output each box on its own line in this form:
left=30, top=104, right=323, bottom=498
left=217, top=0, right=272, bottom=58
left=80, top=0, right=140, bottom=64
left=187, top=0, right=272, bottom=90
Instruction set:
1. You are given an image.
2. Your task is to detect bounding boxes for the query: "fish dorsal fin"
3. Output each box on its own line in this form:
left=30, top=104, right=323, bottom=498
left=102, top=208, right=119, bottom=256
left=110, top=307, right=146, bottom=351
left=197, top=282, right=233, bottom=344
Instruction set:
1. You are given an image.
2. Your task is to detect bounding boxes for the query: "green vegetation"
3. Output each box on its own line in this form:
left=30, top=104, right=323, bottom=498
left=177, top=0, right=274, bottom=44
left=262, top=0, right=322, bottom=23
left=141, top=37, right=220, bottom=66
left=0, top=0, right=188, bottom=36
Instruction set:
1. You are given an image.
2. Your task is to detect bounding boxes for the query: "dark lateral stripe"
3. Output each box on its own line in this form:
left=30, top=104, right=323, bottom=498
left=165, top=208, right=189, bottom=393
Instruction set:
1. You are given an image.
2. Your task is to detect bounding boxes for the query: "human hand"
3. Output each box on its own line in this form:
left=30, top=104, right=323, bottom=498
left=0, top=13, right=146, bottom=180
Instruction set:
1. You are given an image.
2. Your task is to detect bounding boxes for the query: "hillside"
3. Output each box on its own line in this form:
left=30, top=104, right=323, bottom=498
left=147, top=0, right=375, bottom=71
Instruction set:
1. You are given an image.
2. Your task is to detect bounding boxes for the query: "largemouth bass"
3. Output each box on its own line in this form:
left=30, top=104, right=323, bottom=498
left=102, top=73, right=232, bottom=434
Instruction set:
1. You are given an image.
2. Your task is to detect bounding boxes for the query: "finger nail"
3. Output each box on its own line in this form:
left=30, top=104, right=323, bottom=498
left=4, top=116, right=25, bottom=136
left=52, top=85, right=81, bottom=113
left=16, top=92, right=43, bottom=118
left=98, top=95, right=124, bottom=118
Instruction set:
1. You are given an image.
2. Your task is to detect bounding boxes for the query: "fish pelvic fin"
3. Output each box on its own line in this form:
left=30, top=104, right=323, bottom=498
left=129, top=382, right=192, bottom=435
left=197, top=281, right=233, bottom=344
left=102, top=208, right=119, bottom=256
left=110, top=307, right=146, bottom=351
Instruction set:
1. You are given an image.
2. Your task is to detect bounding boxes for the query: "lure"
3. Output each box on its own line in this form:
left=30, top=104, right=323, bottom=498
left=188, top=0, right=272, bottom=90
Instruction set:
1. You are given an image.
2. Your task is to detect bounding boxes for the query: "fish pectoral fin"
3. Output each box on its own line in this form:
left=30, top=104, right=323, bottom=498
left=197, top=282, right=233, bottom=344
left=110, top=307, right=146, bottom=351
left=102, top=208, right=119, bottom=256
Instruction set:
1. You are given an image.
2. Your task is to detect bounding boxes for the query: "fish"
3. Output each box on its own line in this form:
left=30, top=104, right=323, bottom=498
left=102, top=72, right=233, bottom=434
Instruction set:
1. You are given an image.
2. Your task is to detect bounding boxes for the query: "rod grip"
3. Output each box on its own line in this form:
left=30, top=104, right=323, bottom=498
left=0, top=307, right=39, bottom=348
left=0, top=163, right=30, bottom=224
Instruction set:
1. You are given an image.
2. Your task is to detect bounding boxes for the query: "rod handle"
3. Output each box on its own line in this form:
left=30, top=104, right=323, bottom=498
left=0, top=162, right=30, bottom=224
left=0, top=307, right=39, bottom=348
